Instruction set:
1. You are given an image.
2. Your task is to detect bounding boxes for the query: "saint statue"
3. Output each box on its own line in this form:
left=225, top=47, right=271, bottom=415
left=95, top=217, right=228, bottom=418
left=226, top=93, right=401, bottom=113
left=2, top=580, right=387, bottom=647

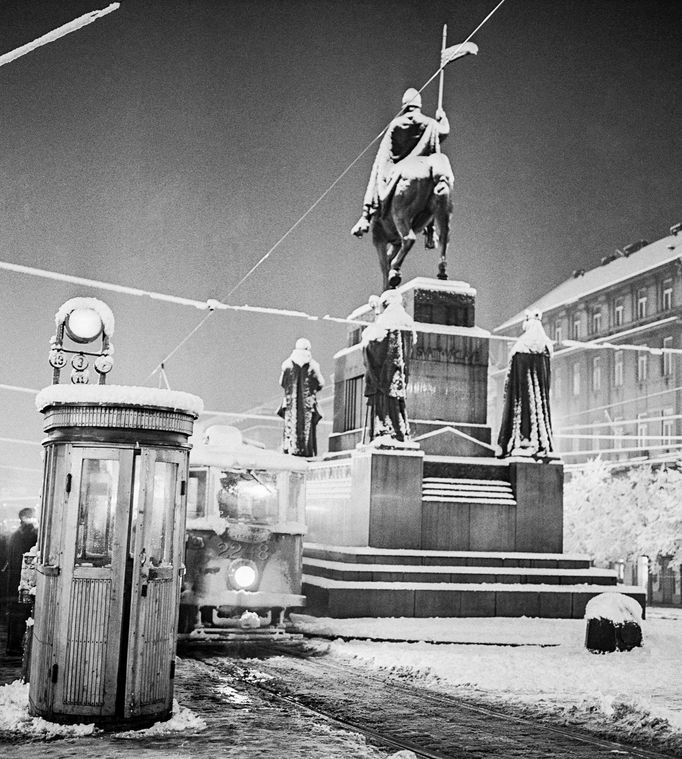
left=277, top=338, right=325, bottom=457
left=350, top=88, right=455, bottom=289
left=361, top=290, right=417, bottom=443
left=351, top=88, right=452, bottom=238
left=496, top=310, right=556, bottom=458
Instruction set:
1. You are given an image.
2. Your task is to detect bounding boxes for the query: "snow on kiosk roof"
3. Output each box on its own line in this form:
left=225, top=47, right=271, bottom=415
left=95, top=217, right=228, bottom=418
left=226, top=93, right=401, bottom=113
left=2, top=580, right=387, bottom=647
left=495, top=234, right=681, bottom=332
left=35, top=384, right=204, bottom=417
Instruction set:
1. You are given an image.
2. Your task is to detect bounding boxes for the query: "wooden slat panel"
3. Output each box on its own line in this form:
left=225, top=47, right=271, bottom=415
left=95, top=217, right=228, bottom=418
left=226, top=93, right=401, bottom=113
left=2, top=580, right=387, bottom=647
left=138, top=578, right=175, bottom=706
left=30, top=572, right=60, bottom=712
left=63, top=578, right=111, bottom=706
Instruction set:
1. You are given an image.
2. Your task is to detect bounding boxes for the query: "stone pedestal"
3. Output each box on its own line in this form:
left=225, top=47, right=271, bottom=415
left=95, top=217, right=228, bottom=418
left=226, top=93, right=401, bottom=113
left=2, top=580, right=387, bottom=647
left=300, top=278, right=615, bottom=619
left=306, top=447, right=424, bottom=548
left=329, top=278, right=492, bottom=456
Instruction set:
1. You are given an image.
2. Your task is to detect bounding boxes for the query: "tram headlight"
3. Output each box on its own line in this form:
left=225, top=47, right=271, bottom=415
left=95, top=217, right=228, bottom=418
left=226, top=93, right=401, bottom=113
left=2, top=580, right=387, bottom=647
left=228, top=559, right=259, bottom=591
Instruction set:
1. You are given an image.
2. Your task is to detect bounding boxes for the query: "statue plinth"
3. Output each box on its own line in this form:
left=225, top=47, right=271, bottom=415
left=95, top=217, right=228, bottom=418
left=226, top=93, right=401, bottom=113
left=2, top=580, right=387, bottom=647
left=330, top=277, right=493, bottom=456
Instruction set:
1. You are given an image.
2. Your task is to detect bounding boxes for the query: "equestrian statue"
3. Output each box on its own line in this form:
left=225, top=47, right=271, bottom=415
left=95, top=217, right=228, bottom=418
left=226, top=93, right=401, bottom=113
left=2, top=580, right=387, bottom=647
left=351, top=33, right=477, bottom=290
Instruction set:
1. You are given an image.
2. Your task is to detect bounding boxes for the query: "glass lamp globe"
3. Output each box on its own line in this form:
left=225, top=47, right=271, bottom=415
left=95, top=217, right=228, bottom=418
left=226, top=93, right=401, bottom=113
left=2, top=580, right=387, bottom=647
left=65, top=308, right=103, bottom=343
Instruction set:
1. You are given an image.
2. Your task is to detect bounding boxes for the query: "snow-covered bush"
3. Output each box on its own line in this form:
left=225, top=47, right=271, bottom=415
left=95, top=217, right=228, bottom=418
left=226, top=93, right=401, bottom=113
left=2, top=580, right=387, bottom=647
left=564, top=458, right=682, bottom=564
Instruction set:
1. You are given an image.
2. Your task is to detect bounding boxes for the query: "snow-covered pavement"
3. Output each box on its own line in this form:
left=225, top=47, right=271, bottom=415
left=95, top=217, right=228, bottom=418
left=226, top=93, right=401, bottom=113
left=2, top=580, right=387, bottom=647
left=0, top=607, right=680, bottom=755
left=291, top=606, right=682, bottom=753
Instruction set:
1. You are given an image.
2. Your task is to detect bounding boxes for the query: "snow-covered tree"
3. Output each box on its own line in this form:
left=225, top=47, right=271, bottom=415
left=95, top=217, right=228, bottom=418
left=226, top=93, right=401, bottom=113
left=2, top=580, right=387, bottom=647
left=564, top=459, right=682, bottom=564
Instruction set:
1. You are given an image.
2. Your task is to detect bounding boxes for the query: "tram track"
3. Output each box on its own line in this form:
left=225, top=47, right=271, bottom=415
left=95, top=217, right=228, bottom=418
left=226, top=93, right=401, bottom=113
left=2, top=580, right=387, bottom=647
left=189, top=642, right=679, bottom=759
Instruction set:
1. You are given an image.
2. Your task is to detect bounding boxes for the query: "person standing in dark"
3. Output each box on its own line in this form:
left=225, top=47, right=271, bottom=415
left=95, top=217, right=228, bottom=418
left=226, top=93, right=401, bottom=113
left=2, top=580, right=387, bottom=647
left=5, top=507, right=38, bottom=656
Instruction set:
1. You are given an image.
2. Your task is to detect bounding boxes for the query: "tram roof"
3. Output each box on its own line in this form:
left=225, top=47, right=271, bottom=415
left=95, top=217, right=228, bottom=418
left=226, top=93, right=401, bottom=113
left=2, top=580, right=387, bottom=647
left=189, top=443, right=309, bottom=473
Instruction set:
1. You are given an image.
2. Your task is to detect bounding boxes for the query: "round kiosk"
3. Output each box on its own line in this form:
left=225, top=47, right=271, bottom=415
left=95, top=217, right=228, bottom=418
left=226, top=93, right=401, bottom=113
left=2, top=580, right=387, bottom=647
left=29, top=384, right=203, bottom=728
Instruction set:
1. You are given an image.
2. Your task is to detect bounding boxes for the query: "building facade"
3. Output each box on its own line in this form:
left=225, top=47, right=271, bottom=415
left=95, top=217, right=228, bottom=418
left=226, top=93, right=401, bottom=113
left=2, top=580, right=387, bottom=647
left=491, top=226, right=682, bottom=467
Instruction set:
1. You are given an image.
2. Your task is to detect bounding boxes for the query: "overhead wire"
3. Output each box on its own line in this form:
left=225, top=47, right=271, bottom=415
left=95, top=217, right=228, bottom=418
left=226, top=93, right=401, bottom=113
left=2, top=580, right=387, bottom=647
left=552, top=383, right=682, bottom=422
left=0, top=3, right=120, bottom=69
left=4, top=258, right=682, bottom=367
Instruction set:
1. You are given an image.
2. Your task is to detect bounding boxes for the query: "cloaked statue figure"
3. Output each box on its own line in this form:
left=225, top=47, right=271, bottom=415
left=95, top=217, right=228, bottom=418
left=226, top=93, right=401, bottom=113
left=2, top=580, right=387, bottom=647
left=351, top=87, right=454, bottom=289
left=497, top=310, right=555, bottom=458
left=362, top=290, right=417, bottom=444
left=277, top=338, right=325, bottom=457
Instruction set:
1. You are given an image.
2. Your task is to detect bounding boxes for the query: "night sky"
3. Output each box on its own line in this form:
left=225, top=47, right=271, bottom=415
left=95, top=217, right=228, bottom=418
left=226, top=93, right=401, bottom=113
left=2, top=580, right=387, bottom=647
left=1, top=0, right=680, bottom=500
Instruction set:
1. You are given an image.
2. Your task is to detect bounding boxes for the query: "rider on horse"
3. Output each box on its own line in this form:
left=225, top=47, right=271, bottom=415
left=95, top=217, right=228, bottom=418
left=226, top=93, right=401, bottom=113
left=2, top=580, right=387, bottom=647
left=351, top=87, right=453, bottom=242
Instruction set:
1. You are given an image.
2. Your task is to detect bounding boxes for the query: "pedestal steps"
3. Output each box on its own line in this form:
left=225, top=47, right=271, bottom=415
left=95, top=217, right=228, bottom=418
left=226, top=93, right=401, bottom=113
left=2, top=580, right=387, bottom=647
left=422, top=477, right=516, bottom=507
left=302, top=544, right=646, bottom=619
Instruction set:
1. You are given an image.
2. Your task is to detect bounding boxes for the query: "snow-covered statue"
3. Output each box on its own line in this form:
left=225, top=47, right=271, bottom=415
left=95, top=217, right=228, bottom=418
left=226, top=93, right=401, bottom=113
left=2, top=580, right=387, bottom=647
left=496, top=310, right=555, bottom=458
left=277, top=338, right=325, bottom=457
left=361, top=290, right=417, bottom=444
left=351, top=87, right=454, bottom=290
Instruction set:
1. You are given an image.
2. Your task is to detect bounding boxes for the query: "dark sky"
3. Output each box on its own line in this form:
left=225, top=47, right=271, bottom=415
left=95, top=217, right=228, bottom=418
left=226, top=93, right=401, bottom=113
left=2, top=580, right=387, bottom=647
left=1, top=0, right=680, bottom=496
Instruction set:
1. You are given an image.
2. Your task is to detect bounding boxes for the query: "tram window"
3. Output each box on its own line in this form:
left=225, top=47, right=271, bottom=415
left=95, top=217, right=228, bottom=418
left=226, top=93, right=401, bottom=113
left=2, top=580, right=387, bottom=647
left=147, top=461, right=177, bottom=566
left=287, top=472, right=306, bottom=523
left=187, top=470, right=207, bottom=519
left=214, top=470, right=277, bottom=524
left=240, top=471, right=277, bottom=524
left=76, top=459, right=119, bottom=567
left=216, top=471, right=240, bottom=520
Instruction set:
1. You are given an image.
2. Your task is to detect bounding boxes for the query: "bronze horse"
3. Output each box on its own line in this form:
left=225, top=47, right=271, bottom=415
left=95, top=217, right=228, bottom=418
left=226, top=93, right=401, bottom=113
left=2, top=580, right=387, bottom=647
left=370, top=153, right=453, bottom=290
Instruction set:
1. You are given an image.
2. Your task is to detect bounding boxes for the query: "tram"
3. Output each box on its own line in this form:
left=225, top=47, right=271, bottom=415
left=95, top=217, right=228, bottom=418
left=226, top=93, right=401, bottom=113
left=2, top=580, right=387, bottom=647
left=178, top=426, right=308, bottom=640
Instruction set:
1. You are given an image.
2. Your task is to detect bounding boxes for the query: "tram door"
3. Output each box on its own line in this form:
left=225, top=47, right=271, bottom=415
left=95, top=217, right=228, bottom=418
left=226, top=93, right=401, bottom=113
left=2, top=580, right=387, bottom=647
left=48, top=446, right=187, bottom=721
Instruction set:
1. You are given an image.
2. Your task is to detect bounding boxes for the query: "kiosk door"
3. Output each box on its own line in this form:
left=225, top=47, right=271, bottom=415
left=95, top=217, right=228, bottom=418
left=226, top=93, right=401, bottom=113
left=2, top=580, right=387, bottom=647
left=122, top=448, right=187, bottom=720
left=52, top=447, right=133, bottom=718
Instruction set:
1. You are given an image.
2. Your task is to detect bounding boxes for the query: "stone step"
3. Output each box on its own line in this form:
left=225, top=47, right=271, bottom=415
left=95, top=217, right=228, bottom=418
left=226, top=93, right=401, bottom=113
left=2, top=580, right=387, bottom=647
left=422, top=476, right=517, bottom=506
left=303, top=557, right=617, bottom=586
left=303, top=543, right=594, bottom=570
left=302, top=575, right=646, bottom=620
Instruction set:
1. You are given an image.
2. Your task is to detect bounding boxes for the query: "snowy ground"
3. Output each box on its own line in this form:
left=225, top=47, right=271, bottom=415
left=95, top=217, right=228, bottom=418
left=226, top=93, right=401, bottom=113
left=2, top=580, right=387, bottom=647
left=291, top=605, right=682, bottom=754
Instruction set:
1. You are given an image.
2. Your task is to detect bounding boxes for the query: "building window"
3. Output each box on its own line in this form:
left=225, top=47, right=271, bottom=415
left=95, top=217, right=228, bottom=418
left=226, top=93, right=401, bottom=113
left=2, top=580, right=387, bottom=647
left=663, top=336, right=673, bottom=376
left=614, top=351, right=624, bottom=386
left=637, top=289, right=647, bottom=320
left=637, top=413, right=648, bottom=449
left=614, top=299, right=624, bottom=327
left=572, top=363, right=581, bottom=396
left=554, top=321, right=562, bottom=344
left=637, top=352, right=648, bottom=382
left=572, top=316, right=581, bottom=340
left=662, top=279, right=673, bottom=311
left=662, top=409, right=674, bottom=448
left=591, top=356, right=601, bottom=391
left=591, top=308, right=602, bottom=335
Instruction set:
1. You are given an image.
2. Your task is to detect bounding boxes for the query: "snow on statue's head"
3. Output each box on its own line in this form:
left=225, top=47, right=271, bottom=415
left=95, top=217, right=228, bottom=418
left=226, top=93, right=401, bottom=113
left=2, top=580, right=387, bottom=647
left=289, top=337, right=313, bottom=366
left=515, top=309, right=552, bottom=354
left=380, top=289, right=403, bottom=309
left=401, top=87, right=422, bottom=111
left=522, top=309, right=542, bottom=329
left=368, top=294, right=382, bottom=315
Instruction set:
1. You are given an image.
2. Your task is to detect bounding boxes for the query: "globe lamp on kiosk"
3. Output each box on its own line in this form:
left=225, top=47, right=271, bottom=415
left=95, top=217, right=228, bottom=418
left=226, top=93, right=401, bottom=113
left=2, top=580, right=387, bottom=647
left=49, top=297, right=114, bottom=384
left=64, top=307, right=103, bottom=343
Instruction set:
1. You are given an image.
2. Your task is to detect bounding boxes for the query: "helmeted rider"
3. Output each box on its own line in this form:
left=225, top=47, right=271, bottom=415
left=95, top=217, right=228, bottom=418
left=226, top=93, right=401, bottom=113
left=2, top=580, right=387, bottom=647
left=351, top=87, right=451, bottom=238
